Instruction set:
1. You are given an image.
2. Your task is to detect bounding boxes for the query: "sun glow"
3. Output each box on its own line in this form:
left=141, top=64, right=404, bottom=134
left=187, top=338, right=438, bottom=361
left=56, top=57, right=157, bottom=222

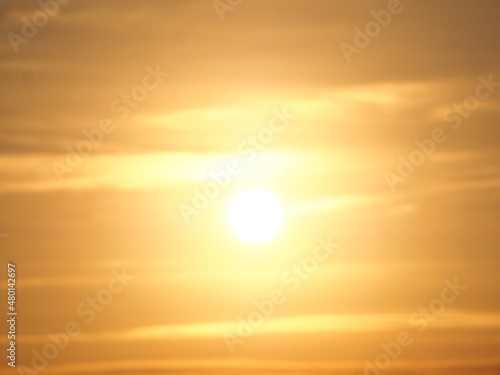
left=228, top=189, right=284, bottom=243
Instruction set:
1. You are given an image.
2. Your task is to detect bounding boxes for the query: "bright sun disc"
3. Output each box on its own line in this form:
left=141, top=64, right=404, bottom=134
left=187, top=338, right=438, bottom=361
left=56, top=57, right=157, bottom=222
left=229, top=189, right=283, bottom=243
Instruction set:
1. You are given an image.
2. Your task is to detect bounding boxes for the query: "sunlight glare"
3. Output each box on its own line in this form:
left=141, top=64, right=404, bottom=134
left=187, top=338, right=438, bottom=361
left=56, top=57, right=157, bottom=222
left=228, top=189, right=283, bottom=243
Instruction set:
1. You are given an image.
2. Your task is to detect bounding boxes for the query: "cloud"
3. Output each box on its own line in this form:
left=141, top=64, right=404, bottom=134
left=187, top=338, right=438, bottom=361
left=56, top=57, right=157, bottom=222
left=18, top=311, right=500, bottom=344
left=21, top=357, right=500, bottom=375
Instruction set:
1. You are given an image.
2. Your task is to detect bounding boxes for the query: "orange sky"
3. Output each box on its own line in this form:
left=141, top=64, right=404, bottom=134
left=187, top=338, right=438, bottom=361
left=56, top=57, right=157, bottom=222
left=1, top=1, right=500, bottom=375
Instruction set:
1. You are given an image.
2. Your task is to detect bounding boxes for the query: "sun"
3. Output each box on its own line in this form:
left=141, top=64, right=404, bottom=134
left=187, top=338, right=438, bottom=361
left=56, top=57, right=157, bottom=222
left=228, top=189, right=284, bottom=243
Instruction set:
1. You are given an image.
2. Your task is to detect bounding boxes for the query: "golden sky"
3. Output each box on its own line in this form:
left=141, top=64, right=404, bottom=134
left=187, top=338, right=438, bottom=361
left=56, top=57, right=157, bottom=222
left=1, top=1, right=500, bottom=375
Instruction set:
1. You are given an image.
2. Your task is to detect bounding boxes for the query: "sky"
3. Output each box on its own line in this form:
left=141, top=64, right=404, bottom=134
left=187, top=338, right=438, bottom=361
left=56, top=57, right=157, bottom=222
left=0, top=0, right=500, bottom=374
